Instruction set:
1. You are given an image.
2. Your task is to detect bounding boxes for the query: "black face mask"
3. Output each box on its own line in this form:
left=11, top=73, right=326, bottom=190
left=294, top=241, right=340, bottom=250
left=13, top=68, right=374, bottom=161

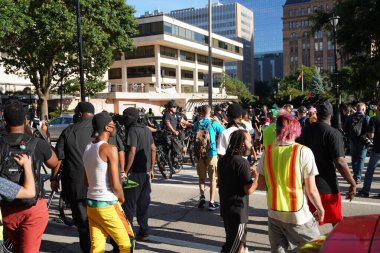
left=73, top=113, right=80, bottom=123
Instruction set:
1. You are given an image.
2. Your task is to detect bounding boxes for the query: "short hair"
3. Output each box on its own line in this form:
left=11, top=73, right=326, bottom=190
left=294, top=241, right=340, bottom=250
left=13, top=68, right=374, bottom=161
left=4, top=103, right=27, bottom=127
left=242, top=110, right=248, bottom=117
left=356, top=102, right=366, bottom=112
left=200, top=105, right=211, bottom=116
left=226, top=129, right=248, bottom=156
left=275, top=112, right=301, bottom=145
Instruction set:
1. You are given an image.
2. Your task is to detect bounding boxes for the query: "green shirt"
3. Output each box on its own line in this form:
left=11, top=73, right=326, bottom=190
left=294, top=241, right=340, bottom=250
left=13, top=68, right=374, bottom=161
left=263, top=123, right=276, bottom=146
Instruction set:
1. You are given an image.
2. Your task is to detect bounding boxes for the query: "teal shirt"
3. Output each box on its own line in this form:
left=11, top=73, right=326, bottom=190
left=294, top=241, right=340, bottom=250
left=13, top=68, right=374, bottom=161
left=194, top=118, right=225, bottom=157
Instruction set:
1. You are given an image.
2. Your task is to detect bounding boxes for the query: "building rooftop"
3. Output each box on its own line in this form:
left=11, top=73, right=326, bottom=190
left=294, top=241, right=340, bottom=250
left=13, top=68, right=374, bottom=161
left=284, top=0, right=311, bottom=5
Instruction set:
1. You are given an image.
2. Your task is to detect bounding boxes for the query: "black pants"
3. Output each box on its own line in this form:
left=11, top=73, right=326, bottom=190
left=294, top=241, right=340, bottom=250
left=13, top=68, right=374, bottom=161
left=70, top=199, right=91, bottom=253
left=222, top=215, right=247, bottom=253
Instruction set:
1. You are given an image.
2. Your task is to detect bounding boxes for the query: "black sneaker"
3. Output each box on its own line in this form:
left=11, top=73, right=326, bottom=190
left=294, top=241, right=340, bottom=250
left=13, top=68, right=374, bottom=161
left=136, top=233, right=149, bottom=242
left=357, top=190, right=369, bottom=198
left=198, top=195, right=206, bottom=208
left=208, top=202, right=219, bottom=211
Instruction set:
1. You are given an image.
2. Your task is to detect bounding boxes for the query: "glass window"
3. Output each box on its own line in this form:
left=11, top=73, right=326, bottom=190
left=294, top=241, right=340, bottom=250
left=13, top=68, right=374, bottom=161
left=108, top=68, right=122, bottom=79
left=160, top=46, right=177, bottom=58
left=62, top=117, right=73, bottom=124
left=112, top=50, right=122, bottom=61
left=197, top=55, right=208, bottom=64
left=179, top=27, right=186, bottom=38
left=49, top=118, right=62, bottom=126
left=181, top=70, right=193, bottom=79
left=289, top=10, right=293, bottom=16
left=301, top=8, right=305, bottom=15
left=212, top=58, right=223, bottom=67
left=127, top=66, right=155, bottom=78
left=137, top=22, right=164, bottom=37
left=161, top=67, right=176, bottom=77
left=198, top=72, right=205, bottom=80
left=125, top=46, right=154, bottom=60
left=180, top=51, right=195, bottom=62
left=308, top=7, right=311, bottom=14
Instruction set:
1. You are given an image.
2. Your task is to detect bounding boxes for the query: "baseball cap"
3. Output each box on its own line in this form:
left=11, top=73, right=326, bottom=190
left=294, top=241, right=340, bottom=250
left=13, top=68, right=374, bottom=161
left=167, top=100, right=177, bottom=108
left=227, top=103, right=243, bottom=119
left=317, top=102, right=333, bottom=118
left=298, top=106, right=307, bottom=113
left=75, top=102, right=95, bottom=114
left=92, top=112, right=113, bottom=137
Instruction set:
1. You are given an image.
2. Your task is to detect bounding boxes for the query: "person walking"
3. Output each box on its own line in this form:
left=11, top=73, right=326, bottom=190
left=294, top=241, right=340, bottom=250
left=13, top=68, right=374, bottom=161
left=122, top=107, right=156, bottom=241
left=0, top=103, right=58, bottom=253
left=257, top=112, right=325, bottom=253
left=359, top=102, right=380, bottom=197
left=218, top=130, right=258, bottom=253
left=300, top=102, right=356, bottom=226
left=344, top=102, right=370, bottom=184
left=194, top=105, right=225, bottom=211
left=83, top=112, right=134, bottom=253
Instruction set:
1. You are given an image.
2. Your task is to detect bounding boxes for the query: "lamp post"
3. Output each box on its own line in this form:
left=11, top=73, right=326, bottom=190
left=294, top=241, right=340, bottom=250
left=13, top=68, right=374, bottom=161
left=76, top=0, right=85, bottom=102
left=208, top=0, right=213, bottom=107
left=330, top=13, right=340, bottom=129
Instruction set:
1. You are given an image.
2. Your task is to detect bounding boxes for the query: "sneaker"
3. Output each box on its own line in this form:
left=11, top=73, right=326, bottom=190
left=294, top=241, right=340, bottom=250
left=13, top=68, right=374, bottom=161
left=136, top=233, right=149, bottom=242
left=357, top=190, right=369, bottom=198
left=208, top=202, right=219, bottom=211
left=355, top=179, right=362, bottom=185
left=198, top=195, right=206, bottom=208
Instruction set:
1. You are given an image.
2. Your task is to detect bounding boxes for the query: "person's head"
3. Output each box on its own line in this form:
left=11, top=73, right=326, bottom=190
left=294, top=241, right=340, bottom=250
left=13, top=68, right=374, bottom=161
left=148, top=108, right=153, bottom=113
left=283, top=104, right=293, bottom=113
left=214, top=105, right=222, bottom=115
left=226, top=129, right=252, bottom=156
left=167, top=100, right=177, bottom=113
left=3, top=103, right=27, bottom=132
left=261, top=105, right=268, bottom=114
left=227, top=103, right=243, bottom=124
left=356, top=102, right=366, bottom=113
left=92, top=112, right=116, bottom=139
left=123, top=107, right=140, bottom=128
left=275, top=112, right=301, bottom=145
left=342, top=105, right=352, bottom=116
left=248, top=105, right=253, bottom=113
left=74, top=102, right=95, bottom=122
left=178, top=107, right=186, bottom=114
left=297, top=106, right=307, bottom=118
left=200, top=105, right=211, bottom=118
left=308, top=106, right=317, bottom=117
left=242, top=110, right=249, bottom=121
left=317, top=101, right=333, bottom=123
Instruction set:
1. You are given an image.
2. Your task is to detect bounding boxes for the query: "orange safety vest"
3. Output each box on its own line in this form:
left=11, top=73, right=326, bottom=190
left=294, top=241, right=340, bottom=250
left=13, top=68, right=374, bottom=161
left=264, top=144, right=304, bottom=212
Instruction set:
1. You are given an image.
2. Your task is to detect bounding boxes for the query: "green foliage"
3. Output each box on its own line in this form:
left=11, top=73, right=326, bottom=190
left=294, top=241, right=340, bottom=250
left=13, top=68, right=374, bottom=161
left=221, top=73, right=256, bottom=105
left=310, top=67, right=325, bottom=97
left=0, top=0, right=138, bottom=118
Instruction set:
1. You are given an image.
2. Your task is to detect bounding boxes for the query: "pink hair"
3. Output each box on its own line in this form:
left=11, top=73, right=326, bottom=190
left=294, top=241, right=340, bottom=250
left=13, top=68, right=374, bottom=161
left=275, top=112, right=301, bottom=145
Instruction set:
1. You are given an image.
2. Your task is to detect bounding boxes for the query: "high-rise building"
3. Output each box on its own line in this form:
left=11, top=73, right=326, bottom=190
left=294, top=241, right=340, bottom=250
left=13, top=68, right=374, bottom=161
left=283, top=0, right=341, bottom=76
left=168, top=2, right=254, bottom=89
left=255, top=51, right=283, bottom=83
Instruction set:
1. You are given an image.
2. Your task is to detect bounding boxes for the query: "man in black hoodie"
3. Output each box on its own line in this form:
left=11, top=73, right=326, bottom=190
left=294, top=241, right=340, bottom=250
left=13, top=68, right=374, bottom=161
left=122, top=107, right=156, bottom=242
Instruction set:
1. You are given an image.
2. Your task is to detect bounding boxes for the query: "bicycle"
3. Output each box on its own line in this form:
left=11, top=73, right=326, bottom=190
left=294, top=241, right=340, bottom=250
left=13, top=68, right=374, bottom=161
left=182, top=129, right=195, bottom=167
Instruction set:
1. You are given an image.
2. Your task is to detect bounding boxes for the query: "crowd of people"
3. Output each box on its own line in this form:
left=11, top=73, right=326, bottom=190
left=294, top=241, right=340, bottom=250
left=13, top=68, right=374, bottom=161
left=0, top=98, right=379, bottom=253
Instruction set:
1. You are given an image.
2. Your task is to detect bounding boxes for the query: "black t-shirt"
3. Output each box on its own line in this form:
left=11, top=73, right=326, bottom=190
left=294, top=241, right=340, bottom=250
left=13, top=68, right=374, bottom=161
left=369, top=115, right=380, bottom=153
left=258, top=113, right=267, bottom=126
left=299, top=122, right=345, bottom=194
left=163, top=112, right=178, bottom=130
left=218, top=154, right=251, bottom=223
left=3, top=133, right=52, bottom=163
left=55, top=117, right=123, bottom=201
left=126, top=125, right=154, bottom=173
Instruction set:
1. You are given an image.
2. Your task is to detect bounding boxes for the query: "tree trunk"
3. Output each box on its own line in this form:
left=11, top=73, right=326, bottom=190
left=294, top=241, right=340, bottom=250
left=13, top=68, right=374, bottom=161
left=38, top=91, right=49, bottom=120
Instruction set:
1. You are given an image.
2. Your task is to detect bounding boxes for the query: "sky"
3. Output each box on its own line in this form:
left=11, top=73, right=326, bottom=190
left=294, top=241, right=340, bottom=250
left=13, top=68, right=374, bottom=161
left=127, top=0, right=213, bottom=16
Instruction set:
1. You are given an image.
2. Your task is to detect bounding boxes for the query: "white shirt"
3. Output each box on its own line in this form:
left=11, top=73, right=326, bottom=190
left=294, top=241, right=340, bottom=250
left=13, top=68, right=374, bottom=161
left=83, top=141, right=118, bottom=202
left=256, top=143, right=319, bottom=225
left=217, top=126, right=243, bottom=156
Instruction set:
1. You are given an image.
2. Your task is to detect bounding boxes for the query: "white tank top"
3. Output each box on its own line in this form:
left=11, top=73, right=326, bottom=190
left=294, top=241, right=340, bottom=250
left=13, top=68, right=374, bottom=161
left=83, top=141, right=118, bottom=201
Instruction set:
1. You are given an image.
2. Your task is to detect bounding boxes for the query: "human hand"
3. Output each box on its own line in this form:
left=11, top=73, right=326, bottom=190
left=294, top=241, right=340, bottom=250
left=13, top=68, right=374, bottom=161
left=50, top=179, right=60, bottom=192
left=13, top=154, right=31, bottom=168
left=346, top=184, right=356, bottom=201
left=313, top=209, right=325, bottom=222
left=250, top=167, right=258, bottom=179
left=175, top=131, right=179, bottom=136
left=150, top=170, right=154, bottom=180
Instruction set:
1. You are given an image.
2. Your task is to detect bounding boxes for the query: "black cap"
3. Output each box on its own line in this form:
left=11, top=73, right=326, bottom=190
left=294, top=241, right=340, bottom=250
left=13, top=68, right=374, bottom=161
left=167, top=100, right=177, bottom=108
left=227, top=103, right=243, bottom=119
left=214, top=105, right=222, bottom=111
left=317, top=101, right=333, bottom=118
left=298, top=106, right=307, bottom=113
left=92, top=112, right=112, bottom=137
left=75, top=102, right=95, bottom=114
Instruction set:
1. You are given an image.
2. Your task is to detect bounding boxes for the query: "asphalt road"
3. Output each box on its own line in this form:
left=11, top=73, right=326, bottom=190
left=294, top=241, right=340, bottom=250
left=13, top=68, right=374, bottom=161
left=39, top=157, right=380, bottom=253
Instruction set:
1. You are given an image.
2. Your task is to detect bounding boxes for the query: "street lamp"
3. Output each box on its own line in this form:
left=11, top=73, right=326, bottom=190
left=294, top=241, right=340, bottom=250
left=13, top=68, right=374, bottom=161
left=330, top=13, right=340, bottom=128
left=76, top=0, right=85, bottom=102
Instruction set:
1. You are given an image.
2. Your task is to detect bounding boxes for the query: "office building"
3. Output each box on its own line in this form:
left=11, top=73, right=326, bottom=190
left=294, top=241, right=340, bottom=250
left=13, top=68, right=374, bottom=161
left=168, top=2, right=254, bottom=89
left=103, top=14, right=243, bottom=114
left=255, top=51, right=283, bottom=83
left=283, top=0, right=341, bottom=76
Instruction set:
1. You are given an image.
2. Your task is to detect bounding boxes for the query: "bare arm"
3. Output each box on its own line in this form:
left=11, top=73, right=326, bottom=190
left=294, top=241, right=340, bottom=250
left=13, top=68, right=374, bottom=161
left=50, top=160, right=62, bottom=192
left=124, top=146, right=136, bottom=175
left=107, top=145, right=124, bottom=203
left=44, top=149, right=59, bottom=170
left=118, top=150, right=125, bottom=173
left=150, top=143, right=156, bottom=179
left=334, top=157, right=356, bottom=201
left=14, top=154, right=36, bottom=199
left=304, top=176, right=325, bottom=222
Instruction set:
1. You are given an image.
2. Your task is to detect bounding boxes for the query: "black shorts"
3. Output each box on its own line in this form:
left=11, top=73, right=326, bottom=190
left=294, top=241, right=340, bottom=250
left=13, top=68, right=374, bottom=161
left=222, top=216, right=247, bottom=253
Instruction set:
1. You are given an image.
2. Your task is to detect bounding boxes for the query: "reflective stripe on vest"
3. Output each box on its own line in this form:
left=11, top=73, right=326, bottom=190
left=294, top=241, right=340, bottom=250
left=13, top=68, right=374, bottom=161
left=264, top=144, right=304, bottom=212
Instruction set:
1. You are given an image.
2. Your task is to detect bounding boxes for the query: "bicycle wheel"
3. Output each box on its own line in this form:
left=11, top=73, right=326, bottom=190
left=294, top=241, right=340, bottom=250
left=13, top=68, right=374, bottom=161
left=174, top=152, right=183, bottom=174
left=58, top=195, right=74, bottom=227
left=2, top=234, right=13, bottom=253
left=156, top=151, right=168, bottom=179
left=167, top=149, right=175, bottom=179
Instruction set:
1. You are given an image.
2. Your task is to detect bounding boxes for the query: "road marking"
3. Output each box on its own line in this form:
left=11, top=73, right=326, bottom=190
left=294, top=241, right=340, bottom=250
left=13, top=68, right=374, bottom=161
left=155, top=183, right=380, bottom=207
left=138, top=235, right=220, bottom=252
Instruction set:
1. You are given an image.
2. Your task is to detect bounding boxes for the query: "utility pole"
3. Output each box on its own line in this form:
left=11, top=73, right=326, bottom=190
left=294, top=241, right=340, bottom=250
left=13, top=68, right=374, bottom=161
left=76, top=0, right=85, bottom=102
left=208, top=0, right=213, bottom=107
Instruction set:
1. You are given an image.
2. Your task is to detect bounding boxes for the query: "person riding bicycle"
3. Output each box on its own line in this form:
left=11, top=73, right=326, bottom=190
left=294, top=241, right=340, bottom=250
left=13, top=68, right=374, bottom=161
left=163, top=100, right=183, bottom=156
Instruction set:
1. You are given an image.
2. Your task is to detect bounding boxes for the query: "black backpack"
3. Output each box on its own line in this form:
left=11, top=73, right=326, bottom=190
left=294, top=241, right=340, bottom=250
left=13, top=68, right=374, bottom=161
left=0, top=135, right=43, bottom=206
left=350, top=114, right=365, bottom=137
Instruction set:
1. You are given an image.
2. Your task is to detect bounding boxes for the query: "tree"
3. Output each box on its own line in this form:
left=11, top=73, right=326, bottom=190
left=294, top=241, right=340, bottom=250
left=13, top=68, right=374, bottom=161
left=221, top=73, right=257, bottom=106
left=0, top=0, right=137, bottom=118
left=310, top=67, right=325, bottom=97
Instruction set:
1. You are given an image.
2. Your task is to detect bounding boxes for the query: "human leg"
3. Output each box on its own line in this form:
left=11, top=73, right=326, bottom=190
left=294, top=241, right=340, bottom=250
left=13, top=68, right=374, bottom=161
left=87, top=208, right=108, bottom=253
left=267, top=217, right=288, bottom=253
left=350, top=141, right=359, bottom=180
left=357, top=144, right=368, bottom=181
left=136, top=173, right=151, bottom=236
left=221, top=216, right=247, bottom=253
left=362, top=152, right=380, bottom=194
left=70, top=199, right=91, bottom=253
left=283, top=218, right=320, bottom=252
left=197, top=157, right=207, bottom=208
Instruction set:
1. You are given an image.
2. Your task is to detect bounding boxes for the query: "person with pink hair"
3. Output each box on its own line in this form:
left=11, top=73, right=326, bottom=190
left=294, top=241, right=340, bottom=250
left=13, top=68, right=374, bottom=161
left=256, top=112, right=324, bottom=253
